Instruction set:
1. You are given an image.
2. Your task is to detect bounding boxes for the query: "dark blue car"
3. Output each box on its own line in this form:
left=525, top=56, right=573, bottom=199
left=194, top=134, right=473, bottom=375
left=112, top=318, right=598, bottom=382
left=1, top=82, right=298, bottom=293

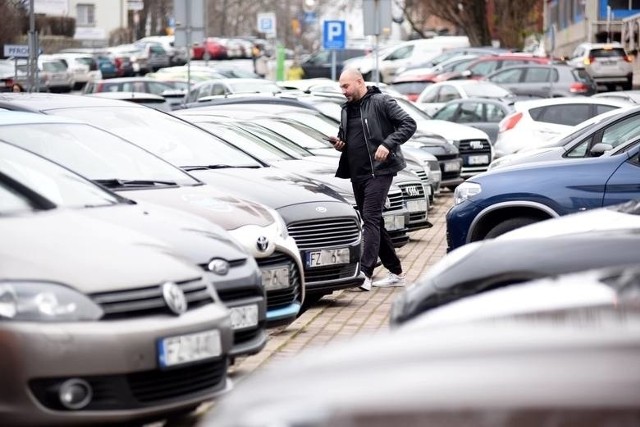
left=446, top=143, right=640, bottom=251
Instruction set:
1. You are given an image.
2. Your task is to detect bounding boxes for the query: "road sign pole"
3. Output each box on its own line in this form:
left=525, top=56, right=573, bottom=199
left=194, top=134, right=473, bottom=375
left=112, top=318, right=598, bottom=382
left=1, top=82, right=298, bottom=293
left=331, top=49, right=336, bottom=80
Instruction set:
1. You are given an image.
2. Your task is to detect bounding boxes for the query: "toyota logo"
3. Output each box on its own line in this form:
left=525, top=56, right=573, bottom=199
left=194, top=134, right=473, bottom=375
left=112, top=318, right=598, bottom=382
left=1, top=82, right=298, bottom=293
left=162, top=282, right=188, bottom=315
left=256, top=236, right=269, bottom=252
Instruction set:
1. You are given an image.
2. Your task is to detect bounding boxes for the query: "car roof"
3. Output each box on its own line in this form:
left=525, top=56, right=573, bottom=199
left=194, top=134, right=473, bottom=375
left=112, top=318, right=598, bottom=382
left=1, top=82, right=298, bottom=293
left=0, top=92, right=148, bottom=111
left=0, top=110, right=85, bottom=125
left=513, top=96, right=633, bottom=110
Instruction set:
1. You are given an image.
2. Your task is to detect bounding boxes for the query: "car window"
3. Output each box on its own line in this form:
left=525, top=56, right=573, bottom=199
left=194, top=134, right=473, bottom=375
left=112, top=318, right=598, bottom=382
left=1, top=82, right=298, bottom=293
left=600, top=114, right=640, bottom=148
left=573, top=68, right=592, bottom=83
left=525, top=67, right=554, bottom=83
left=307, top=51, right=330, bottom=64
left=419, top=86, right=439, bottom=103
left=595, top=104, right=620, bottom=115
left=469, top=60, right=497, bottom=76
left=438, top=85, right=459, bottom=102
left=450, top=57, right=475, bottom=71
left=211, top=83, right=226, bottom=96
left=432, top=103, right=458, bottom=120
left=531, top=104, right=593, bottom=126
left=590, top=48, right=626, bottom=58
left=501, top=60, right=529, bottom=69
left=386, top=45, right=413, bottom=61
left=489, top=68, right=522, bottom=83
left=457, top=102, right=483, bottom=123
left=486, top=103, right=507, bottom=122
left=565, top=135, right=594, bottom=157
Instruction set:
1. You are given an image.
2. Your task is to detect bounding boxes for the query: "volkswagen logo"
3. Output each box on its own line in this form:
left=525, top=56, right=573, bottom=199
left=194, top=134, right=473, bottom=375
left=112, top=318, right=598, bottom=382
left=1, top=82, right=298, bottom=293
left=315, top=206, right=327, bottom=213
left=256, top=236, right=269, bottom=252
left=162, top=282, right=188, bottom=315
left=470, top=140, right=484, bottom=150
left=208, top=258, right=230, bottom=275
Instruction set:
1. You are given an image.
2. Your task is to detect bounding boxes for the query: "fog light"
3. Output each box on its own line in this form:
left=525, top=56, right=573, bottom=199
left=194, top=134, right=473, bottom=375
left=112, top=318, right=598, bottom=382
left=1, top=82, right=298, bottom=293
left=58, top=379, right=92, bottom=410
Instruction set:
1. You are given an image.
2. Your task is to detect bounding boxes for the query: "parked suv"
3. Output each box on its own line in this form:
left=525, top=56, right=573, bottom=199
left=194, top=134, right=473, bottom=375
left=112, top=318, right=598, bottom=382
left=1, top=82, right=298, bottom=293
left=568, top=42, right=633, bottom=90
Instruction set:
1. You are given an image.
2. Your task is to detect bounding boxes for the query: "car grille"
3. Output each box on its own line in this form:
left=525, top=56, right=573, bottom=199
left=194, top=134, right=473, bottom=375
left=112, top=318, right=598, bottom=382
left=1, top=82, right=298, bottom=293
left=91, top=278, right=214, bottom=319
left=457, top=138, right=492, bottom=170
left=287, top=218, right=361, bottom=250
left=386, top=189, right=404, bottom=211
left=397, top=182, right=427, bottom=223
left=29, top=360, right=227, bottom=410
left=412, top=168, right=430, bottom=187
left=433, top=153, right=462, bottom=180
left=256, top=251, right=302, bottom=311
left=304, top=263, right=359, bottom=282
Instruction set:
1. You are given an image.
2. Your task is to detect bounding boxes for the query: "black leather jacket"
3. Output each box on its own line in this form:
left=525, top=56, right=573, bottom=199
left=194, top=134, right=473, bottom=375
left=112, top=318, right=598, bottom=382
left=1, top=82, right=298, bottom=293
left=336, top=86, right=417, bottom=179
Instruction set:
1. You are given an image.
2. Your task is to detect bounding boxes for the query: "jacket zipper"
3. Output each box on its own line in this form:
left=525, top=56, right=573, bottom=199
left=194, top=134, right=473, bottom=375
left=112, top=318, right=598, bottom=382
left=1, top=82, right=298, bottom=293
left=361, top=110, right=375, bottom=177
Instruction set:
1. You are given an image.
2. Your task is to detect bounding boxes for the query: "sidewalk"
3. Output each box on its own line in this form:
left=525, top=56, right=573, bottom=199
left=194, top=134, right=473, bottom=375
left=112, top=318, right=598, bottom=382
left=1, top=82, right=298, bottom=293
left=228, top=190, right=453, bottom=382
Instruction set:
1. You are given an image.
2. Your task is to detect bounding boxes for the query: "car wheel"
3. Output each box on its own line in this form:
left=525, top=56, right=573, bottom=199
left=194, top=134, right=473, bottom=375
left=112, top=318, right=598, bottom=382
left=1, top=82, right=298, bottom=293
left=484, top=217, right=539, bottom=239
left=624, top=76, right=633, bottom=91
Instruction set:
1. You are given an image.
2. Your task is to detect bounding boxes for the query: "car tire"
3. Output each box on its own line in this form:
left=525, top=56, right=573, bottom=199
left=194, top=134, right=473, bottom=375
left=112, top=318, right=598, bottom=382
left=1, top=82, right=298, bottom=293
left=485, top=217, right=539, bottom=239
left=624, top=76, right=633, bottom=91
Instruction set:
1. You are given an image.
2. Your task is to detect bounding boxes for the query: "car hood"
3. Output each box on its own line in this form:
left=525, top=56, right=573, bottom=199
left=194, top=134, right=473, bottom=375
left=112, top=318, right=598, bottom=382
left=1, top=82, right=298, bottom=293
left=81, top=201, right=249, bottom=266
left=489, top=147, right=563, bottom=170
left=119, top=184, right=274, bottom=231
left=188, top=167, right=349, bottom=210
left=1, top=209, right=203, bottom=293
left=417, top=119, right=490, bottom=142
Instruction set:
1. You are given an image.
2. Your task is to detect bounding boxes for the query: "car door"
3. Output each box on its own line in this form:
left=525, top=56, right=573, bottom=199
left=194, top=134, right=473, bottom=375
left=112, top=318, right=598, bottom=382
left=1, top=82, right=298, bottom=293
left=602, top=145, right=640, bottom=206
left=487, top=67, right=524, bottom=95
left=521, top=66, right=555, bottom=98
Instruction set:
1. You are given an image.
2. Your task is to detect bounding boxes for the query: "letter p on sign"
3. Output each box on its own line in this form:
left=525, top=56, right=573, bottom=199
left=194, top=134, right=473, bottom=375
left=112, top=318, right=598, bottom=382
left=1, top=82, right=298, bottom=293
left=322, top=20, right=346, bottom=50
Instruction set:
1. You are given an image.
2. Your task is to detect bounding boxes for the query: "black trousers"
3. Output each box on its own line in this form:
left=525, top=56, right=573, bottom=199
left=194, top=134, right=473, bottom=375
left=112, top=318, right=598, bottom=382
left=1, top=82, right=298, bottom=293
left=352, top=175, right=402, bottom=278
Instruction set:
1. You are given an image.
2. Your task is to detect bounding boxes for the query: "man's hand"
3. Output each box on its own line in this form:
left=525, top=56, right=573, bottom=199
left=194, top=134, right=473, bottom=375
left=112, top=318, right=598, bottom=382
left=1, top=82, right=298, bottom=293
left=328, top=136, right=346, bottom=152
left=375, top=144, right=390, bottom=161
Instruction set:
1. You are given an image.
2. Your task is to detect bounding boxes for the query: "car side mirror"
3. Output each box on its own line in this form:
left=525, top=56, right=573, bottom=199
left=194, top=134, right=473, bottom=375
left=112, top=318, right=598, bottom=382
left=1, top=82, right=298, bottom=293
left=590, top=142, right=613, bottom=157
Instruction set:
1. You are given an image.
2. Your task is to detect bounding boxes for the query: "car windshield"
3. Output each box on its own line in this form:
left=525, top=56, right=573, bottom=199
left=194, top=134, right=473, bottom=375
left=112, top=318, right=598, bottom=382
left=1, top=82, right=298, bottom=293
left=255, top=118, right=331, bottom=150
left=0, top=122, right=199, bottom=186
left=50, top=106, right=263, bottom=168
left=241, top=123, right=314, bottom=158
left=0, top=142, right=122, bottom=209
left=278, top=111, right=339, bottom=135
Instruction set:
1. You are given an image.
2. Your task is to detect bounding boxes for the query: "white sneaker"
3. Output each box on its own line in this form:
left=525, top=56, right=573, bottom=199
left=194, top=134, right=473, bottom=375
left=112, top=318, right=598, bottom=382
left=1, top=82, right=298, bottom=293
left=373, top=273, right=406, bottom=288
left=359, top=276, right=372, bottom=291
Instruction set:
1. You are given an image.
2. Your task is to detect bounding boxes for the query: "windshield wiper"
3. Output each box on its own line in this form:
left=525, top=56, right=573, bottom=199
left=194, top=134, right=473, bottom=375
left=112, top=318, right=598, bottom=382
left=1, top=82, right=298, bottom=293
left=181, top=164, right=260, bottom=171
left=95, top=179, right=178, bottom=188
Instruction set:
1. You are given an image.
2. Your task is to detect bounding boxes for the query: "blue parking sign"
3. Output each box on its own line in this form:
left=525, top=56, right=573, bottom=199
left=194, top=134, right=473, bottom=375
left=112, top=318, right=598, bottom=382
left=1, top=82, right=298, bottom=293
left=323, top=20, right=346, bottom=50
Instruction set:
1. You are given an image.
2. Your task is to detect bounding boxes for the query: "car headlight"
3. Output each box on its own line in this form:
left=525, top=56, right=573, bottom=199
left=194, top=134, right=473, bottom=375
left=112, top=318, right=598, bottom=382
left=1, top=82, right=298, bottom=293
left=0, top=281, right=103, bottom=321
left=454, top=181, right=481, bottom=205
left=266, top=207, right=289, bottom=239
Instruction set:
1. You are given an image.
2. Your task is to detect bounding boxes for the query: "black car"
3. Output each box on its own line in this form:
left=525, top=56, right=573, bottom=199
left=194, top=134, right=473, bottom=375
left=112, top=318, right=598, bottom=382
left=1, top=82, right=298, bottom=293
left=0, top=93, right=366, bottom=303
left=300, top=48, right=368, bottom=79
left=484, top=63, right=597, bottom=98
left=390, top=203, right=640, bottom=326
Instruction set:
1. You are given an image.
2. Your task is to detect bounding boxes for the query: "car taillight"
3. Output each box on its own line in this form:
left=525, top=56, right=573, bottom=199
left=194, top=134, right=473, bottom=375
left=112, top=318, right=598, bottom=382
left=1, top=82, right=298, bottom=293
left=583, top=56, right=594, bottom=65
left=499, top=112, right=523, bottom=133
left=114, top=57, right=122, bottom=69
left=570, top=82, right=589, bottom=93
left=624, top=54, right=633, bottom=63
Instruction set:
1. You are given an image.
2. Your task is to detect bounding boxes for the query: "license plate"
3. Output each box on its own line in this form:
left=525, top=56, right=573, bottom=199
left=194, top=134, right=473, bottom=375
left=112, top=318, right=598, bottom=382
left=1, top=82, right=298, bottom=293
left=468, top=155, right=489, bottom=165
left=306, top=248, right=350, bottom=268
left=261, top=266, right=290, bottom=291
left=406, top=199, right=427, bottom=212
left=444, top=161, right=460, bottom=172
left=158, top=329, right=221, bottom=368
left=384, top=214, right=405, bottom=231
left=229, top=304, right=259, bottom=330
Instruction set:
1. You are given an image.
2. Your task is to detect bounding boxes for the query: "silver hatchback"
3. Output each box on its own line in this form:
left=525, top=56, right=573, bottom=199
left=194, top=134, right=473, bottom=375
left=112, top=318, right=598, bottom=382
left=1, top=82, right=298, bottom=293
left=568, top=42, right=633, bottom=90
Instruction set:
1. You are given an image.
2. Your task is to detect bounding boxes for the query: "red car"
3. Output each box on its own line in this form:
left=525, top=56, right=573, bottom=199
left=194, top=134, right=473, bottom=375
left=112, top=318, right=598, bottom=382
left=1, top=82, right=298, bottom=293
left=434, top=53, right=552, bottom=82
left=191, top=38, right=228, bottom=60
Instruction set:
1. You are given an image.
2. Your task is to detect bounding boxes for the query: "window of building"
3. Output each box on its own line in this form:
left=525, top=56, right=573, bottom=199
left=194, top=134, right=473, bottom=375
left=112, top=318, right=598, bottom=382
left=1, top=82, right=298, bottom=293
left=76, top=4, right=95, bottom=26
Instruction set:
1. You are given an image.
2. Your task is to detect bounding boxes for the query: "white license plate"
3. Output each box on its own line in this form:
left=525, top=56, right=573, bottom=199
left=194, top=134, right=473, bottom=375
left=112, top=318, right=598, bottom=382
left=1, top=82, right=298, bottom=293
left=444, top=161, right=460, bottom=172
left=261, top=266, right=290, bottom=291
left=468, top=155, right=489, bottom=165
left=229, top=304, right=259, bottom=330
left=406, top=199, right=427, bottom=212
left=158, top=329, right=221, bottom=368
left=384, top=214, right=405, bottom=231
left=306, top=248, right=350, bottom=268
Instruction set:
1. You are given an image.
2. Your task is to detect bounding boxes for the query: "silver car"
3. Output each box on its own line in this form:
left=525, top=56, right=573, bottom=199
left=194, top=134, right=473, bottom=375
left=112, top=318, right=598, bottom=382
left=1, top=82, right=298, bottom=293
left=0, top=142, right=233, bottom=425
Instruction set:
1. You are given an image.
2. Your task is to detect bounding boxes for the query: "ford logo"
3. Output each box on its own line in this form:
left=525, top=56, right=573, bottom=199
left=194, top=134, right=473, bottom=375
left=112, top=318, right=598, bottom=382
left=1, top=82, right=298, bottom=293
left=162, top=282, right=188, bottom=315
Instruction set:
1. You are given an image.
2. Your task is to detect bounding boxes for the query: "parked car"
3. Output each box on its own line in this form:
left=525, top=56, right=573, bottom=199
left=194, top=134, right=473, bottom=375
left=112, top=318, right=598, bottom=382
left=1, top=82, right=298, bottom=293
left=395, top=46, right=509, bottom=74
left=300, top=48, right=368, bottom=79
left=0, top=141, right=233, bottom=426
left=136, top=35, right=189, bottom=66
left=492, top=97, right=631, bottom=158
left=430, top=97, right=514, bottom=144
left=483, top=63, right=597, bottom=98
left=414, top=79, right=516, bottom=116
left=592, top=89, right=640, bottom=104
left=184, top=78, right=283, bottom=103
left=567, top=42, right=633, bottom=90
left=58, top=47, right=120, bottom=79
left=199, top=289, right=640, bottom=427
left=490, top=105, right=640, bottom=170
left=50, top=52, right=101, bottom=89
left=446, top=141, right=640, bottom=251
left=434, top=53, right=552, bottom=82
left=0, top=100, right=305, bottom=327
left=0, top=129, right=268, bottom=359
left=0, top=93, right=366, bottom=304
left=132, top=40, right=171, bottom=72
left=106, top=44, right=147, bottom=75
left=191, top=37, right=228, bottom=60
left=391, top=202, right=640, bottom=326
left=87, top=91, right=174, bottom=112
left=83, top=77, right=177, bottom=96
left=15, top=55, right=73, bottom=93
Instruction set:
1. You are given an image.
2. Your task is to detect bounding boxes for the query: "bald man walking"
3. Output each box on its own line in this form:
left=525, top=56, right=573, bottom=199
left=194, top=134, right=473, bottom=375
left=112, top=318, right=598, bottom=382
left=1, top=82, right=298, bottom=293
left=328, top=68, right=417, bottom=291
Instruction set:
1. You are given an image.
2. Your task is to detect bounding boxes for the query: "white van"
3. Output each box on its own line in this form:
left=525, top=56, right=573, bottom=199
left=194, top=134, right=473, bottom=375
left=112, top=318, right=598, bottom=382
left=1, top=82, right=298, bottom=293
left=344, top=36, right=470, bottom=83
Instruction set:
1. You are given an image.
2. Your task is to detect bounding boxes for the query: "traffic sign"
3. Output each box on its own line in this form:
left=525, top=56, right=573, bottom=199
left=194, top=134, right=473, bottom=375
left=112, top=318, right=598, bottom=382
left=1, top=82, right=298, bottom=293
left=4, top=44, right=31, bottom=58
left=323, top=20, right=346, bottom=50
left=258, top=12, right=277, bottom=36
